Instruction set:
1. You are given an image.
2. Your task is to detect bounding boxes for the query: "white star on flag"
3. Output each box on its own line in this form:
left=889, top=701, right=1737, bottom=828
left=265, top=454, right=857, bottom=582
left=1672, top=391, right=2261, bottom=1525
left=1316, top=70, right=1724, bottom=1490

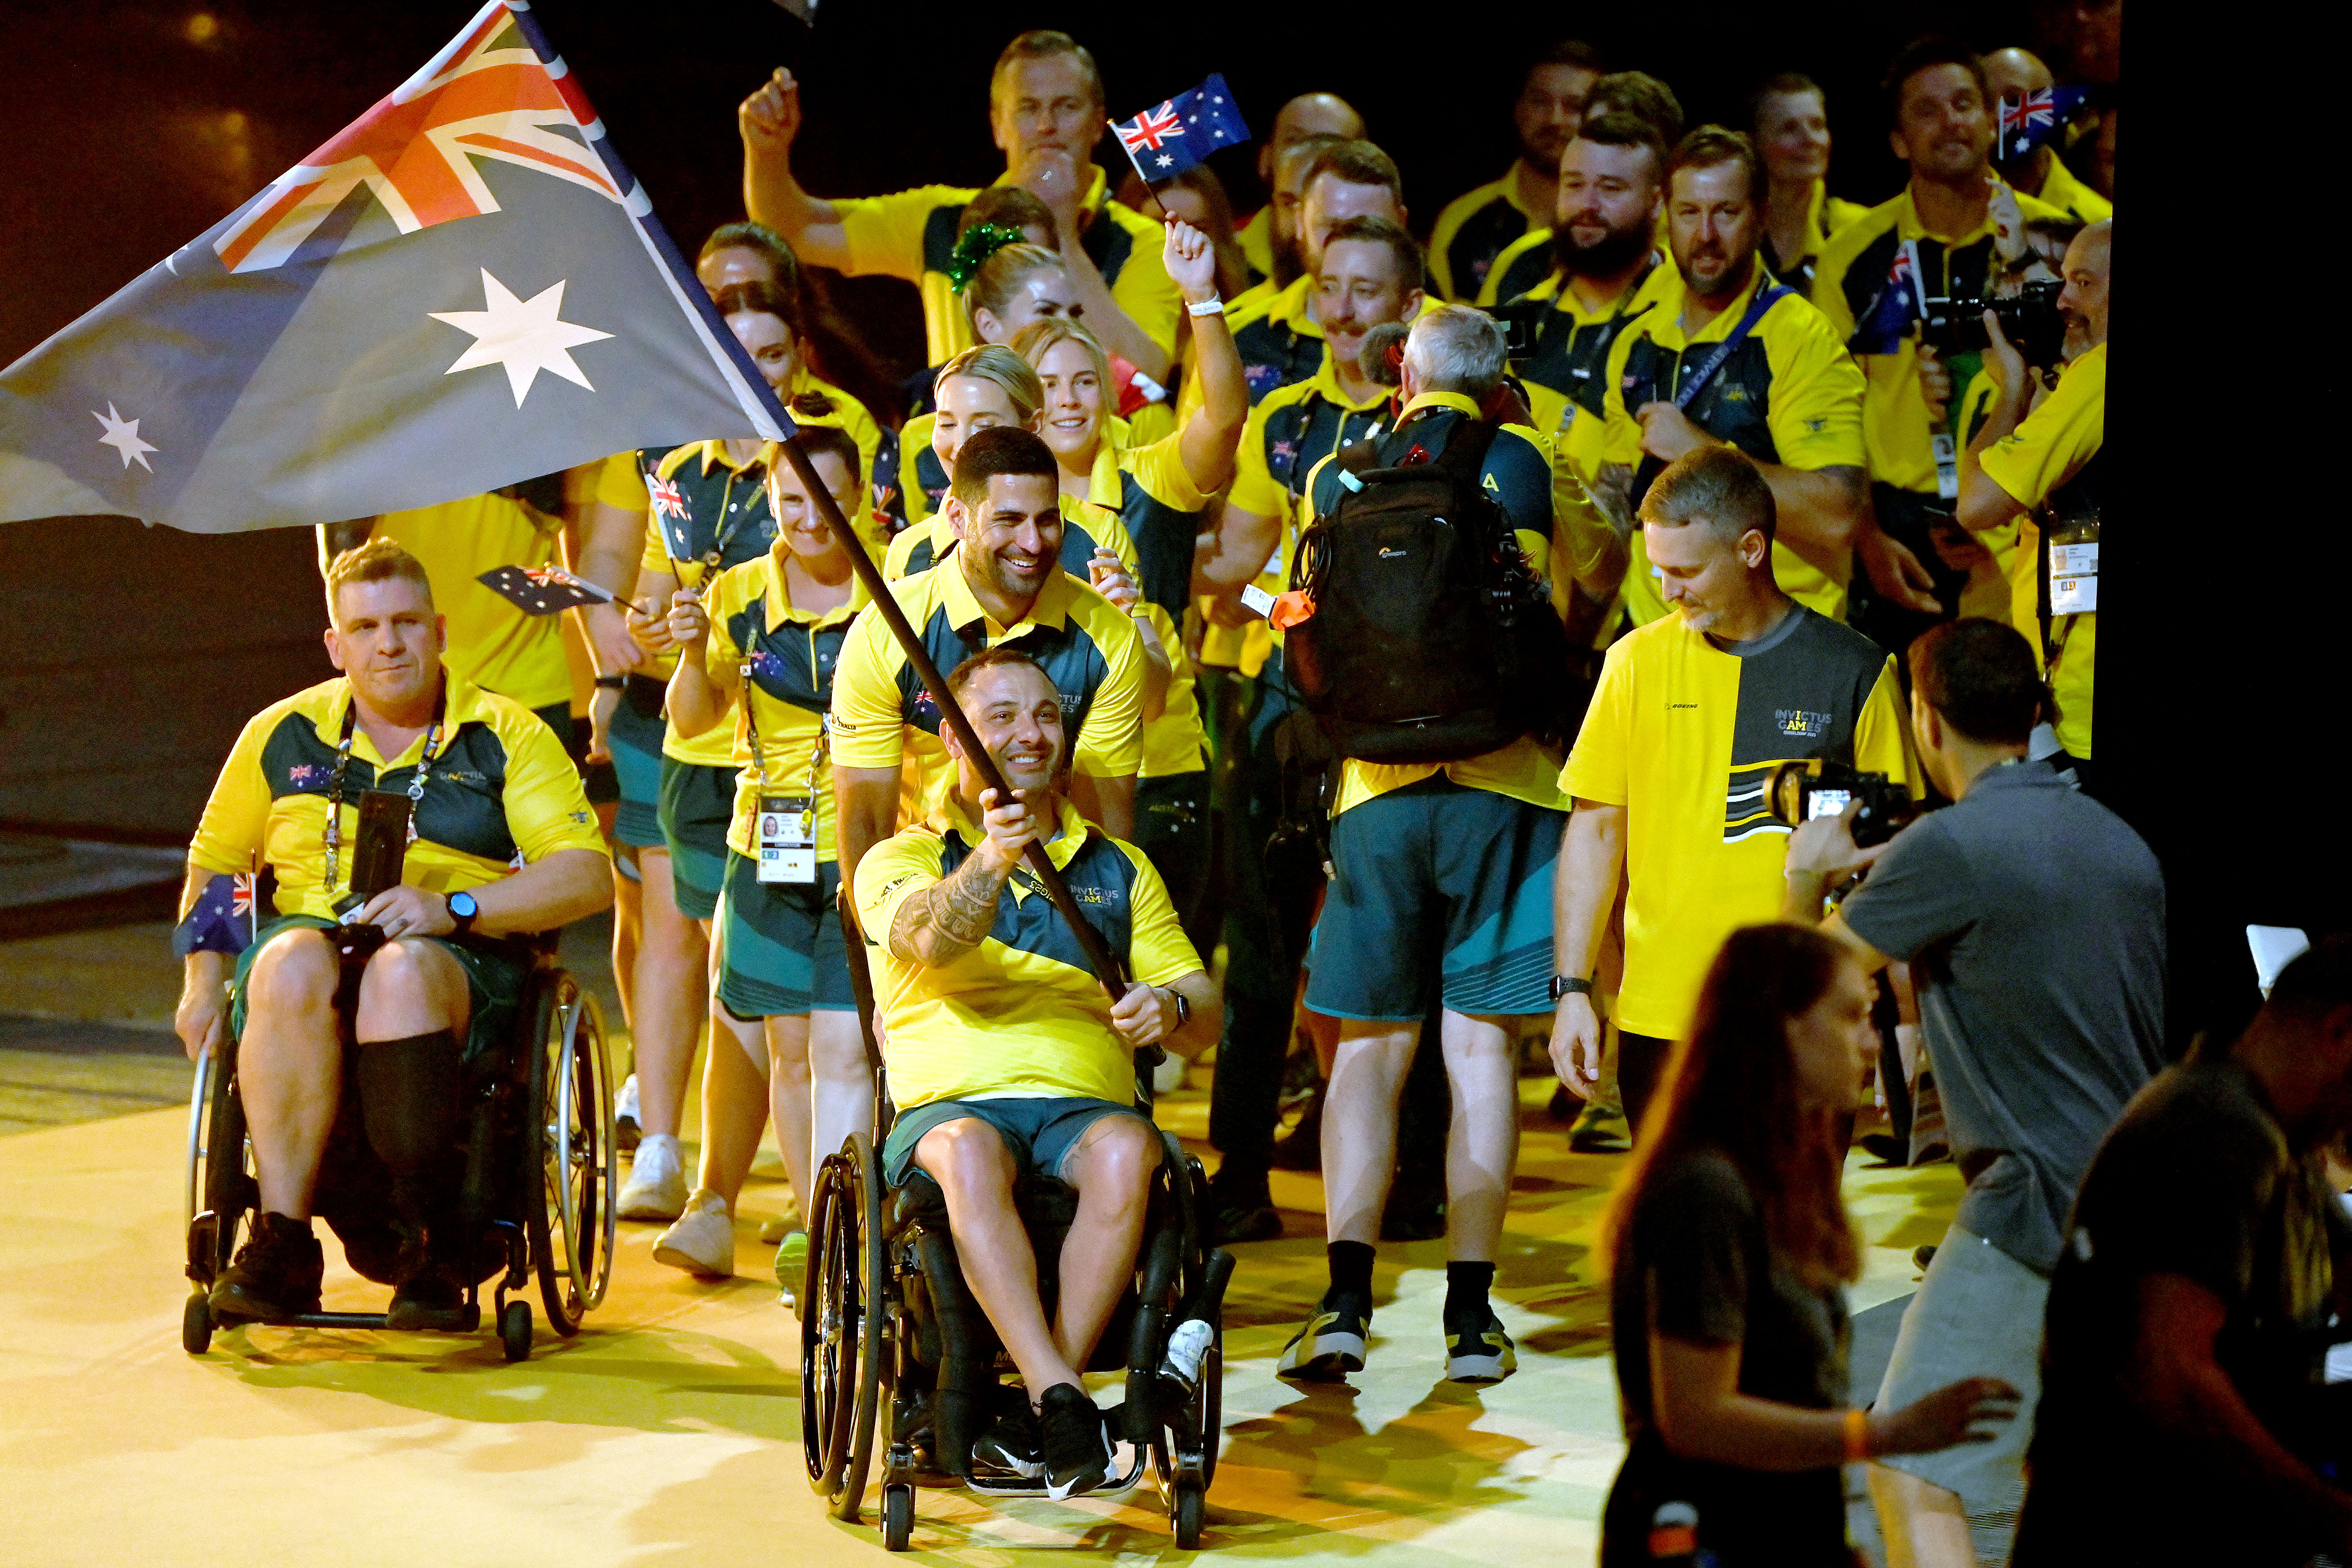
left=1157, top=154, right=1174, bottom=167
left=430, top=269, right=614, bottom=407
left=92, top=402, right=158, bottom=471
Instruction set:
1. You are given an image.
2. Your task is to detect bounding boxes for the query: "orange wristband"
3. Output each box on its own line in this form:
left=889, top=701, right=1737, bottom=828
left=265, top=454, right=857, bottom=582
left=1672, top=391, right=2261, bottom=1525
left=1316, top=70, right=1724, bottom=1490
left=1843, top=1408, right=1871, bottom=1464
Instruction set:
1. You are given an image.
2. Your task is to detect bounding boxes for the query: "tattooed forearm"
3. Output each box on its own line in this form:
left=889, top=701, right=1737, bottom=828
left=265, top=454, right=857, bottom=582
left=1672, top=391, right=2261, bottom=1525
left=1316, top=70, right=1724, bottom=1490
left=1593, top=463, right=1636, bottom=541
left=887, top=850, right=1015, bottom=967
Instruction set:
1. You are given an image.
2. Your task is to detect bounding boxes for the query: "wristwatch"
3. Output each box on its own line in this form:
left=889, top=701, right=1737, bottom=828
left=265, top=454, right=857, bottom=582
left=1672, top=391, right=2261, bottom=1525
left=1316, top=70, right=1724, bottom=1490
left=1548, top=975, right=1594, bottom=1001
left=1168, top=988, right=1191, bottom=1027
left=446, top=889, right=479, bottom=937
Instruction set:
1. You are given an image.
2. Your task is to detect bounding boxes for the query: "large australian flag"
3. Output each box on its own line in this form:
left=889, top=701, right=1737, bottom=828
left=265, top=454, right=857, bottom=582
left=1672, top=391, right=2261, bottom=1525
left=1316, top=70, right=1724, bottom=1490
left=0, top=0, right=790, bottom=534
left=1111, top=74, right=1248, bottom=187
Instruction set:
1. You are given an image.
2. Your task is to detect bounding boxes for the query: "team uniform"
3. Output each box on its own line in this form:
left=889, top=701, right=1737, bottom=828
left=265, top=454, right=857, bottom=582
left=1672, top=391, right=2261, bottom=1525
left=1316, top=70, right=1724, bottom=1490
left=190, top=670, right=608, bottom=1062
left=1234, top=205, right=1276, bottom=288
left=1484, top=254, right=1673, bottom=481
left=1297, top=392, right=1570, bottom=1021
left=638, top=441, right=785, bottom=919
left=1979, top=342, right=2104, bottom=766
left=857, top=794, right=1202, bottom=1185
left=1561, top=603, right=1912, bottom=1108
left=1810, top=181, right=2068, bottom=646
left=828, top=554, right=1148, bottom=828
left=1951, top=370, right=2028, bottom=626
left=1428, top=169, right=1543, bottom=304
left=1598, top=267, right=1867, bottom=623
left=694, top=548, right=866, bottom=1020
left=2023, top=157, right=2111, bottom=225
left=1209, top=273, right=1325, bottom=410
left=365, top=491, right=575, bottom=740
left=883, top=490, right=1141, bottom=587
left=588, top=452, right=671, bottom=851
left=833, top=167, right=1180, bottom=368
left=1765, top=180, right=1872, bottom=290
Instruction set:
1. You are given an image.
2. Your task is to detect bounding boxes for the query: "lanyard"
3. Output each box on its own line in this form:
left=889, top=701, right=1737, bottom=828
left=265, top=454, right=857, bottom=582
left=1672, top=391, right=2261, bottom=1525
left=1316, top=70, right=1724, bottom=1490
left=740, top=623, right=830, bottom=840
left=322, top=683, right=446, bottom=897
left=699, top=463, right=767, bottom=582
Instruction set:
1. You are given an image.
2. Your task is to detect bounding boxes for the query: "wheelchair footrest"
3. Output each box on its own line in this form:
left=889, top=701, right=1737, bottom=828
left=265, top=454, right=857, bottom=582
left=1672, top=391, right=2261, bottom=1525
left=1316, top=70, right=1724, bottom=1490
left=962, top=1446, right=1151, bottom=1500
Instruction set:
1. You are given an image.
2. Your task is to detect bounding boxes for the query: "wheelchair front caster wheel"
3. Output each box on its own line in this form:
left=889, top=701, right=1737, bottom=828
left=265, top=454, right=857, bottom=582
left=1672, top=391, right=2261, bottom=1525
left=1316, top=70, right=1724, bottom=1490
left=500, top=1300, right=533, bottom=1363
left=182, top=1293, right=213, bottom=1356
left=881, top=1484, right=913, bottom=1552
left=1172, top=1483, right=1205, bottom=1549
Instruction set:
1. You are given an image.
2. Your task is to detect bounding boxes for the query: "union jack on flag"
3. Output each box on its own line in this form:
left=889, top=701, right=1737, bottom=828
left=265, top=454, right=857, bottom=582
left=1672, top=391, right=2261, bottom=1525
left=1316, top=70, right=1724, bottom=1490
left=1996, top=85, right=2091, bottom=163
left=230, top=872, right=256, bottom=921
left=645, top=472, right=688, bottom=520
left=1109, top=74, right=1247, bottom=184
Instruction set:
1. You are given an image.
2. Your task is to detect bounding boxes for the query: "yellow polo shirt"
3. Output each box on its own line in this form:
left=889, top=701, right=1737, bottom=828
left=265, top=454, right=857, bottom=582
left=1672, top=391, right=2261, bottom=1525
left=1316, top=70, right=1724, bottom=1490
left=190, top=670, right=607, bottom=922
left=857, top=795, right=1201, bottom=1110
left=369, top=492, right=572, bottom=712
left=1429, top=167, right=1541, bottom=303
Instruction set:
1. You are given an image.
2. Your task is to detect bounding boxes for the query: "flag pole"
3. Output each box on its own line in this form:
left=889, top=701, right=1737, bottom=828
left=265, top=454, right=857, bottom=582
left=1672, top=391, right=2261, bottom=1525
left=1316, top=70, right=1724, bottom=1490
left=769, top=433, right=1132, bottom=1002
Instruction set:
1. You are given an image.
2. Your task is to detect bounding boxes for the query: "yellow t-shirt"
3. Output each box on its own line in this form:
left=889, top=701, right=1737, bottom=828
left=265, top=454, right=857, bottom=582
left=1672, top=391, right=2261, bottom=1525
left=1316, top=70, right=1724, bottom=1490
left=189, top=671, right=608, bottom=923
left=856, top=795, right=1203, bottom=1109
left=828, top=557, right=1147, bottom=822
left=1810, top=182, right=2070, bottom=495
left=1601, top=269, right=1867, bottom=624
left=2032, top=156, right=2112, bottom=225
left=698, top=545, right=867, bottom=861
left=1560, top=605, right=1914, bottom=1039
left=835, top=167, right=1179, bottom=367
left=1979, top=342, right=2104, bottom=759
left=369, top=493, right=572, bottom=711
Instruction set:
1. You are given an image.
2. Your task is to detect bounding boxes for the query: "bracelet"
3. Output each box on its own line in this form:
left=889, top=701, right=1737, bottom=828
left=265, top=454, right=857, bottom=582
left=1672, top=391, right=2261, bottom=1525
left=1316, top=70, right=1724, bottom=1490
left=1843, top=1408, right=1872, bottom=1464
left=1185, top=296, right=1224, bottom=317
left=593, top=675, right=626, bottom=690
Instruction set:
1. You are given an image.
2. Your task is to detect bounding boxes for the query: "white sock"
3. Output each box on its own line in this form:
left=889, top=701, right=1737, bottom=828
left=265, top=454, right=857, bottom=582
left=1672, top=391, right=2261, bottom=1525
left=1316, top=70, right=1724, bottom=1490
left=632, top=1132, right=680, bottom=1177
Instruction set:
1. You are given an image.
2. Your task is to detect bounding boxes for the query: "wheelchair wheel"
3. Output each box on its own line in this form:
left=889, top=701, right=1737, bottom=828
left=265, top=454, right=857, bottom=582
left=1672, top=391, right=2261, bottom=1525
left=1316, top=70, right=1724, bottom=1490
left=185, top=1041, right=255, bottom=1301
left=182, top=1293, right=213, bottom=1356
left=881, top=1482, right=913, bottom=1552
left=500, top=1299, right=533, bottom=1363
left=526, top=973, right=617, bottom=1336
left=1172, top=1481, right=1205, bottom=1550
left=802, top=1132, right=886, bottom=1519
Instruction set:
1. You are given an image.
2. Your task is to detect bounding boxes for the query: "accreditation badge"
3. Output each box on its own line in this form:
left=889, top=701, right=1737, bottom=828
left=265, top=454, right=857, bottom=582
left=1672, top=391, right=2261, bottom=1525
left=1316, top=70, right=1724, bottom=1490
left=756, top=795, right=815, bottom=884
left=2049, top=539, right=2098, bottom=615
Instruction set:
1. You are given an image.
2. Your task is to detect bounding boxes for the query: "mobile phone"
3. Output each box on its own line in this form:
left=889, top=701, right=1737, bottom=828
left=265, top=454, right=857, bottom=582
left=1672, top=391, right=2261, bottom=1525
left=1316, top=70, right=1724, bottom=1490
left=347, top=790, right=413, bottom=904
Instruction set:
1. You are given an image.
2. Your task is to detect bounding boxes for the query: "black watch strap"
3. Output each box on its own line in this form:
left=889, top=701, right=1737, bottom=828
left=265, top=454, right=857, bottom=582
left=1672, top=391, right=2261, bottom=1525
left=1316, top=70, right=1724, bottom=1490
left=1549, top=975, right=1594, bottom=1001
left=593, top=674, right=627, bottom=690
left=446, top=890, right=477, bottom=937
left=1170, top=989, right=1190, bottom=1027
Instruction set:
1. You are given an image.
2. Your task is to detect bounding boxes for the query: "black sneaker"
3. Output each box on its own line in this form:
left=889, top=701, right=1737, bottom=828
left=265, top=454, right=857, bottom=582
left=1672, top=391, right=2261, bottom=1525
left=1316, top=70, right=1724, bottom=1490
left=1567, top=1100, right=1630, bottom=1153
left=969, top=1388, right=1043, bottom=1481
left=1443, top=1310, right=1517, bottom=1384
left=1275, top=1305, right=1369, bottom=1382
left=1207, top=1166, right=1282, bottom=1245
left=1037, top=1384, right=1113, bottom=1500
left=1268, top=1090, right=1324, bottom=1171
left=209, top=1212, right=324, bottom=1323
left=387, top=1230, right=470, bottom=1332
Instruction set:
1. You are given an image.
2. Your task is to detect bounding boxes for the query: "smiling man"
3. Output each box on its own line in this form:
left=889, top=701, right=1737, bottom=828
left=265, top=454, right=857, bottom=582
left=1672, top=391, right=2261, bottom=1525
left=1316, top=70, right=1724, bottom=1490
left=174, top=539, right=612, bottom=1331
left=1549, top=446, right=1911, bottom=1132
left=829, top=426, right=1149, bottom=916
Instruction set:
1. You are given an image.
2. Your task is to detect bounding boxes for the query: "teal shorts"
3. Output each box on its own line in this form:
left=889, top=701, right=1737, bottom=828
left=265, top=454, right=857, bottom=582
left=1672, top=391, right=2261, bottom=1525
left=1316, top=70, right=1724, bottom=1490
left=715, top=851, right=858, bottom=1018
left=607, top=676, right=667, bottom=849
left=1303, top=776, right=1565, bottom=1021
left=229, top=914, right=531, bottom=1064
left=882, top=1095, right=1149, bottom=1189
left=657, top=757, right=735, bottom=921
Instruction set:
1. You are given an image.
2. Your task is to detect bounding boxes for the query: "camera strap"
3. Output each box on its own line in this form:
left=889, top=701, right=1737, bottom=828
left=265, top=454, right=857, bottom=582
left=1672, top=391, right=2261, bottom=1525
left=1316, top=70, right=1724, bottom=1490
left=1629, top=281, right=1790, bottom=506
left=322, top=682, right=446, bottom=898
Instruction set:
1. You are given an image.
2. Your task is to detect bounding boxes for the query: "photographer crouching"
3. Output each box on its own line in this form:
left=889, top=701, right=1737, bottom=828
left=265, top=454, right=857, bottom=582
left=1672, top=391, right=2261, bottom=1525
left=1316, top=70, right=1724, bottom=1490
left=1780, top=616, right=2164, bottom=1568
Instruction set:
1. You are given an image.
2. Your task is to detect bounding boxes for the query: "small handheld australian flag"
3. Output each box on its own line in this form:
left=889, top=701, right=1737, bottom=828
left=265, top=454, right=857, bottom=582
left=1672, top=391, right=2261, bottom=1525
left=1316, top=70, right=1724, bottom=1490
left=1848, top=240, right=1925, bottom=356
left=478, top=562, right=616, bottom=615
left=1110, top=74, right=1248, bottom=185
left=1996, top=86, right=2091, bottom=163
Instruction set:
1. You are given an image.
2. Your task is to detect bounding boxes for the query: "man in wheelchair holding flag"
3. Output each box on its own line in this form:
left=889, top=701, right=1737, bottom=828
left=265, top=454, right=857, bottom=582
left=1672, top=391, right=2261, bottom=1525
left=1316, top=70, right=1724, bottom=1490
left=855, top=647, right=1216, bottom=1500
left=174, top=539, right=612, bottom=1332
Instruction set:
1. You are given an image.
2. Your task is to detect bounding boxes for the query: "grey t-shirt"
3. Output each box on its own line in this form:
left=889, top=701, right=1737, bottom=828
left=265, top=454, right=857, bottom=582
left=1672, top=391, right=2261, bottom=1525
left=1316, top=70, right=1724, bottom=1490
left=1839, top=762, right=2166, bottom=1271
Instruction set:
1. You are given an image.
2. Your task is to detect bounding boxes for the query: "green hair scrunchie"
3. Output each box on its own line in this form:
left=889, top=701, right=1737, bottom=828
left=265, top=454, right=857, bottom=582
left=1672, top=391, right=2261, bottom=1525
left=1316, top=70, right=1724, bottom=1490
left=946, top=222, right=1028, bottom=293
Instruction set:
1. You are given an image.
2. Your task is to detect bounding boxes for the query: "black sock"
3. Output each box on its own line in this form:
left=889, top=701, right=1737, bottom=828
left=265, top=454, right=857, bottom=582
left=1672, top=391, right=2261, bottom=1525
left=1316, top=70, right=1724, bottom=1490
left=1323, top=1240, right=1375, bottom=1317
left=1443, top=1261, right=1496, bottom=1328
left=357, top=1029, right=464, bottom=1228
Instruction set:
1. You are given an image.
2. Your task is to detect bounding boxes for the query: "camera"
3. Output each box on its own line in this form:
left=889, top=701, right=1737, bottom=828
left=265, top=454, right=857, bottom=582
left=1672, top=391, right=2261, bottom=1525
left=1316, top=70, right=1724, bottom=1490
left=1488, top=299, right=1547, bottom=362
left=1767, top=761, right=1919, bottom=849
left=1919, top=279, right=2065, bottom=368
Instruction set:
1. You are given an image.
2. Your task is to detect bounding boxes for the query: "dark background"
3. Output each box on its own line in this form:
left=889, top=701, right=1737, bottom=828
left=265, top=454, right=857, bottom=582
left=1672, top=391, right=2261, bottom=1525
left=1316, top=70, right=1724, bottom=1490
left=2, top=4, right=2325, bottom=1045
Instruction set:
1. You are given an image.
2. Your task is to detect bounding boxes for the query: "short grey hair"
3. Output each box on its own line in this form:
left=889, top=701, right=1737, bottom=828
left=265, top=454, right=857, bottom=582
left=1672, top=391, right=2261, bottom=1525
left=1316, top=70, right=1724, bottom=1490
left=1404, top=305, right=1507, bottom=397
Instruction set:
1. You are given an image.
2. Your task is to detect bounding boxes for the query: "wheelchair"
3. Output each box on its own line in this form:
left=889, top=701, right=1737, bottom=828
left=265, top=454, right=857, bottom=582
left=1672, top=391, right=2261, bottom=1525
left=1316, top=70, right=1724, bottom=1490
left=180, top=926, right=618, bottom=1362
left=798, top=1054, right=1235, bottom=1552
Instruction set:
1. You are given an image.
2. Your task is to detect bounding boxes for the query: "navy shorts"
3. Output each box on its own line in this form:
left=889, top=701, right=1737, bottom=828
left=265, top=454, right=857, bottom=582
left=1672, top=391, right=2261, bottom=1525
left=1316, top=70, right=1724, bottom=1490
left=1304, top=776, right=1565, bottom=1021
left=882, top=1095, right=1151, bottom=1189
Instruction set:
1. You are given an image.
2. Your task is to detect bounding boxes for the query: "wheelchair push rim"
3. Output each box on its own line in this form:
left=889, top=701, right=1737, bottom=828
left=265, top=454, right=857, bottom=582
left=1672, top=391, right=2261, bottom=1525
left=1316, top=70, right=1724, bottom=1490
left=529, top=974, right=616, bottom=1332
left=802, top=1131, right=887, bottom=1515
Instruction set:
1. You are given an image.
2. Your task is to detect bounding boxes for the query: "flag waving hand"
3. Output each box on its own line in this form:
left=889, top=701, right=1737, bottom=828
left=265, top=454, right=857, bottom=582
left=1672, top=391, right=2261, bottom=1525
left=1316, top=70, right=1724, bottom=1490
left=0, top=0, right=789, bottom=534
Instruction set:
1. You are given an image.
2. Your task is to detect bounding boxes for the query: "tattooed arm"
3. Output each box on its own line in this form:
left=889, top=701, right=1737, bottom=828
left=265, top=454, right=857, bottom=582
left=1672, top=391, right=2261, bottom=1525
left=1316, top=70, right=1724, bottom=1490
left=1592, top=463, right=1637, bottom=541
left=886, top=787, right=1043, bottom=968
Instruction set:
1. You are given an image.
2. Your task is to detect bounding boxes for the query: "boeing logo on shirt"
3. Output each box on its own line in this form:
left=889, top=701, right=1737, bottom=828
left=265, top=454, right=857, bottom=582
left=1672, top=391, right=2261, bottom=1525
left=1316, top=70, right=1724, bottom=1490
left=1776, top=708, right=1830, bottom=738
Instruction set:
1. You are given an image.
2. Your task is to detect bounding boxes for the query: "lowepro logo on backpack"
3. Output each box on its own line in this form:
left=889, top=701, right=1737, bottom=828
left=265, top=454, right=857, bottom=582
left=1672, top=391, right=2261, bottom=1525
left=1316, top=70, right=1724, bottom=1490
left=1283, top=417, right=1584, bottom=765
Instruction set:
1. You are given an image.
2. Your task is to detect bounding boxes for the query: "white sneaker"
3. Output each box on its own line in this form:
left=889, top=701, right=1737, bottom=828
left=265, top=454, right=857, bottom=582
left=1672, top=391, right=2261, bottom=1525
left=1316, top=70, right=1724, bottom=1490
left=619, top=1132, right=689, bottom=1220
left=614, top=1073, right=642, bottom=1152
left=1152, top=1053, right=1189, bottom=1095
left=652, top=1189, right=735, bottom=1277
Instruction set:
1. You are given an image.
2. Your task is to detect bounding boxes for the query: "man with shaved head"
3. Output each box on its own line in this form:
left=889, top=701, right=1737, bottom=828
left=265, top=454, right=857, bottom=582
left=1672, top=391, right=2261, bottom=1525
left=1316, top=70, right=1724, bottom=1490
left=1983, top=46, right=2112, bottom=224
left=1429, top=40, right=1606, bottom=301
left=1237, top=93, right=1368, bottom=286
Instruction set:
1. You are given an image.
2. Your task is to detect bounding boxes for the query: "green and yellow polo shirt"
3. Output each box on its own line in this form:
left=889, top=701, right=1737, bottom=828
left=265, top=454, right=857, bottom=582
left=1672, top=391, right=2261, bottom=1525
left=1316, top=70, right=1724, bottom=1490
left=856, top=794, right=1202, bottom=1111
left=1236, top=204, right=1275, bottom=287
left=835, top=166, right=1179, bottom=367
left=1071, top=430, right=1207, bottom=623
left=189, top=670, right=607, bottom=923
left=1600, top=267, right=1867, bottom=624
left=635, top=440, right=784, bottom=768
left=1215, top=272, right=1326, bottom=410
left=1770, top=180, right=1873, bottom=289
left=698, top=544, right=869, bottom=861
left=1429, top=168, right=1543, bottom=304
left=1296, top=391, right=1570, bottom=817
left=829, top=549, right=1148, bottom=819
left=1560, top=604, right=1913, bottom=1039
left=1980, top=341, right=2104, bottom=759
left=897, top=411, right=1138, bottom=531
left=1811, top=181, right=2069, bottom=495
left=370, top=491, right=573, bottom=713
left=1487, top=255, right=1673, bottom=482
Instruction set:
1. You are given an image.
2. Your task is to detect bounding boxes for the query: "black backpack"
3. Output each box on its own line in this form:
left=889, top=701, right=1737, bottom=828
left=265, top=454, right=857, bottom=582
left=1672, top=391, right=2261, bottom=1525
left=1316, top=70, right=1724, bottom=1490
left=1282, top=418, right=1582, bottom=765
